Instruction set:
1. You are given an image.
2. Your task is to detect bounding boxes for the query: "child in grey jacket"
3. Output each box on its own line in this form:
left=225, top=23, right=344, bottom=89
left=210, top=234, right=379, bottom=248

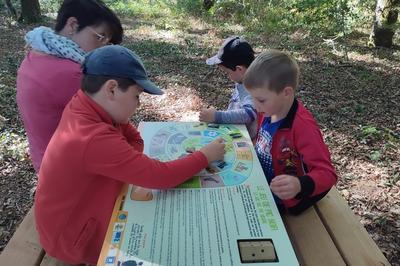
left=199, top=36, right=257, bottom=139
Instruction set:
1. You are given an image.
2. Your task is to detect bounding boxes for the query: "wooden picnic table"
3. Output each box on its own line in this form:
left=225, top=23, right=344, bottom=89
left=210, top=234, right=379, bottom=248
left=0, top=187, right=390, bottom=266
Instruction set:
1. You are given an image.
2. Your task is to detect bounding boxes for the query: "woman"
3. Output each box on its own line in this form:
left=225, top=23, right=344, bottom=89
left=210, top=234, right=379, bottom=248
left=17, top=0, right=123, bottom=172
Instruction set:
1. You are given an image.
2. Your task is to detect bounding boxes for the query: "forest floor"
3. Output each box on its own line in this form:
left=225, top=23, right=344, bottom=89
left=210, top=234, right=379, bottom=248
left=0, top=8, right=399, bottom=265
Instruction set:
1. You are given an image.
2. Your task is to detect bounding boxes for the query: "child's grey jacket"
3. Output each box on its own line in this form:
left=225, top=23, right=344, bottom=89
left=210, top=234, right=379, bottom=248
left=214, top=83, right=257, bottom=139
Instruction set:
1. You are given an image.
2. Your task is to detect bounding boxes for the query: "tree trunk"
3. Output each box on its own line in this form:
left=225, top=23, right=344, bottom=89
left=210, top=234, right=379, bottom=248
left=369, top=0, right=399, bottom=48
left=4, top=0, right=18, bottom=19
left=20, top=0, right=41, bottom=23
left=203, top=0, right=215, bottom=10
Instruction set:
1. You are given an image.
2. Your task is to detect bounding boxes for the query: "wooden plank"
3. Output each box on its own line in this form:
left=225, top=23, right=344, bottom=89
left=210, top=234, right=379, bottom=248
left=315, top=188, right=390, bottom=266
left=283, top=206, right=346, bottom=266
left=0, top=207, right=45, bottom=266
left=40, top=254, right=70, bottom=266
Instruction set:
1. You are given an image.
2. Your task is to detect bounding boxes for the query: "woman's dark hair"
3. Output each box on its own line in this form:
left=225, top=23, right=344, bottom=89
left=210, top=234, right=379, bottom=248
left=55, top=0, right=123, bottom=44
left=81, top=75, right=136, bottom=94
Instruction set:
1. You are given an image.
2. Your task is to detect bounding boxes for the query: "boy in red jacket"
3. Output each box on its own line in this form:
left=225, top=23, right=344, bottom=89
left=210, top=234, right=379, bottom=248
left=34, top=45, right=225, bottom=265
left=243, top=50, right=337, bottom=215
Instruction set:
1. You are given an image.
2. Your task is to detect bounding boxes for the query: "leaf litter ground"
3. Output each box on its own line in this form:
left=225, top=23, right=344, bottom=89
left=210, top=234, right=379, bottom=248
left=0, top=11, right=399, bottom=264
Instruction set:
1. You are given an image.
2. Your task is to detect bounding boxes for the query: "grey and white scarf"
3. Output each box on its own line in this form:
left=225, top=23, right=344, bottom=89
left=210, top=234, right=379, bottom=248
left=25, top=26, right=86, bottom=64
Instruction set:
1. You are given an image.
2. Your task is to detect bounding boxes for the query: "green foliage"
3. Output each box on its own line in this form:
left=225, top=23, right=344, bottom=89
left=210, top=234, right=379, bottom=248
left=360, top=125, right=400, bottom=144
left=206, top=0, right=376, bottom=36
left=29, top=0, right=379, bottom=38
left=358, top=125, right=399, bottom=165
left=156, top=0, right=376, bottom=37
left=369, top=150, right=381, bottom=161
left=2, top=0, right=379, bottom=38
left=361, top=125, right=380, bottom=139
left=40, top=0, right=63, bottom=13
left=39, top=0, right=172, bottom=18
left=105, top=0, right=170, bottom=18
left=174, top=0, right=204, bottom=15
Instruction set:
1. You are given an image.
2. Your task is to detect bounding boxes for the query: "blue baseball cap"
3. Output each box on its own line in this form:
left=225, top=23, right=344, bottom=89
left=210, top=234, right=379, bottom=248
left=82, top=45, right=163, bottom=95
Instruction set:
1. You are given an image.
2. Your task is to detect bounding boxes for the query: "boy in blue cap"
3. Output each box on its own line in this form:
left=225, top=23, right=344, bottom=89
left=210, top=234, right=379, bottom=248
left=34, top=45, right=225, bottom=265
left=199, top=36, right=257, bottom=139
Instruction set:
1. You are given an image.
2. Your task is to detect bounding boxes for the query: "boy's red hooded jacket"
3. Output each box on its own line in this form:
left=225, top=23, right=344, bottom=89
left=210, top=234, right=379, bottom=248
left=257, top=99, right=338, bottom=214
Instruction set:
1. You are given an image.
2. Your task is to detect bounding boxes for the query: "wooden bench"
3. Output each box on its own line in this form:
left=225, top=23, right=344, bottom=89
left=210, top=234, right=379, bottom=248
left=0, top=207, right=68, bottom=266
left=0, top=188, right=390, bottom=266
left=283, top=188, right=390, bottom=266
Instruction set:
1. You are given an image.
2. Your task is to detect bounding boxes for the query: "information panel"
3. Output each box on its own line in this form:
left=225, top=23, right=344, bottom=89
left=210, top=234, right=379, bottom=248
left=98, top=122, right=298, bottom=266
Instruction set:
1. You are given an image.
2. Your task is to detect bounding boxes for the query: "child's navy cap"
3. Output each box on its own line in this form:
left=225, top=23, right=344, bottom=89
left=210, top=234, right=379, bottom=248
left=82, top=45, right=163, bottom=95
left=206, top=36, right=255, bottom=69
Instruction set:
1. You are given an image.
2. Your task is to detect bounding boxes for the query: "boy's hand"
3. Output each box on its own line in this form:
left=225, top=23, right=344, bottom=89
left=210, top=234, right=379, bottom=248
left=199, top=108, right=216, bottom=122
left=200, top=138, right=225, bottom=162
left=270, top=174, right=301, bottom=200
